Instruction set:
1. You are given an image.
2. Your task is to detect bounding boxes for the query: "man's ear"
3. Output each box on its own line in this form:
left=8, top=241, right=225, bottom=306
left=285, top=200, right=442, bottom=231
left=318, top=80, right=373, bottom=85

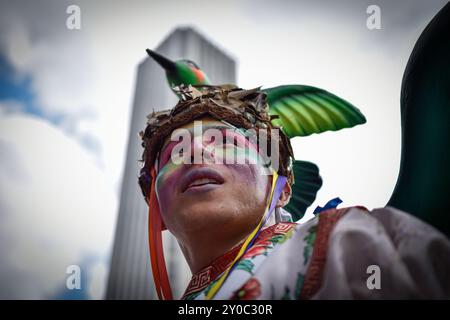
left=276, top=182, right=291, bottom=208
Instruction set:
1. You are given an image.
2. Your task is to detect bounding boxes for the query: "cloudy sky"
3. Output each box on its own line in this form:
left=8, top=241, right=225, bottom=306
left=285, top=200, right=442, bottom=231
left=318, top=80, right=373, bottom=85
left=0, top=0, right=447, bottom=299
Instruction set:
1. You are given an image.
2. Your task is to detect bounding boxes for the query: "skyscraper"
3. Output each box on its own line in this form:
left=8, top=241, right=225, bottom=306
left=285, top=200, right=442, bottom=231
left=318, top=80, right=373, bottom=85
left=106, top=27, right=236, bottom=299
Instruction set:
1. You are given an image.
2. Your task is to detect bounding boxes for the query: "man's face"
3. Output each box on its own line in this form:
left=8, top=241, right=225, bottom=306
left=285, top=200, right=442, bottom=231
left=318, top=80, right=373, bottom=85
left=154, top=116, right=272, bottom=243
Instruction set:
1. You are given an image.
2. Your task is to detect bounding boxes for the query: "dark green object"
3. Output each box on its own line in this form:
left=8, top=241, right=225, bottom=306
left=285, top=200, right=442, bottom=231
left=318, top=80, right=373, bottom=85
left=388, top=3, right=450, bottom=237
left=146, top=49, right=210, bottom=90
left=284, top=160, right=323, bottom=221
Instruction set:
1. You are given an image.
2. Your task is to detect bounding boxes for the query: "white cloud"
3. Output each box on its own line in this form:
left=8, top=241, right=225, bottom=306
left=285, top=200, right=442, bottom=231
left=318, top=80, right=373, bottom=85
left=0, top=114, right=117, bottom=299
left=0, top=100, right=25, bottom=115
left=0, top=0, right=107, bottom=171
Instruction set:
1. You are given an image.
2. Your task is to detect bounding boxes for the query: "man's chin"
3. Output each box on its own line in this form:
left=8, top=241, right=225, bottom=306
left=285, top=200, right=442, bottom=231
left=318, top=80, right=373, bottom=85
left=174, top=204, right=234, bottom=227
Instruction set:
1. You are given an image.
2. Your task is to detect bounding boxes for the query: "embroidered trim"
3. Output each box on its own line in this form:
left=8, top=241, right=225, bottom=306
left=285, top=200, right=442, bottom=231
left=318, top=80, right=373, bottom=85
left=299, top=206, right=368, bottom=299
left=182, top=222, right=297, bottom=299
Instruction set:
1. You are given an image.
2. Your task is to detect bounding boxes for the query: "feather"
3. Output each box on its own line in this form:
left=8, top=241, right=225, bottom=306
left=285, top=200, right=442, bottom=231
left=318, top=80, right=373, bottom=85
left=263, top=85, right=366, bottom=138
left=284, top=160, right=323, bottom=221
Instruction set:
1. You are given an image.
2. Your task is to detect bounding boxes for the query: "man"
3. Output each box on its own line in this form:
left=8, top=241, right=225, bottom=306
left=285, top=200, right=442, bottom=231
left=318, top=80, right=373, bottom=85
left=138, top=85, right=450, bottom=300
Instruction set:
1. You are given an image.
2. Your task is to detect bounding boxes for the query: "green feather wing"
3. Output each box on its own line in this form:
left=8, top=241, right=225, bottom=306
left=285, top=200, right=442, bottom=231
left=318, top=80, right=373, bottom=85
left=284, top=160, right=323, bottom=221
left=263, top=85, right=366, bottom=138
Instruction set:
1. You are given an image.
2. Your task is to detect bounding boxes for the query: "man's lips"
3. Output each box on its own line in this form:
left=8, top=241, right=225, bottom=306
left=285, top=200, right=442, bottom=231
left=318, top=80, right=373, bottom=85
left=180, top=167, right=225, bottom=193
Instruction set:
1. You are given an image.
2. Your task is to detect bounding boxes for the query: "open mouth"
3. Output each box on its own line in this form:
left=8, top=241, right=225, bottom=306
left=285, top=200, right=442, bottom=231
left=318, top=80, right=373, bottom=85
left=180, top=167, right=225, bottom=193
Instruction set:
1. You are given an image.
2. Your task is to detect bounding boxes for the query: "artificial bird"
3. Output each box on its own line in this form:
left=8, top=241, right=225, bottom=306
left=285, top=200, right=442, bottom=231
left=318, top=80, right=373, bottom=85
left=146, top=48, right=366, bottom=139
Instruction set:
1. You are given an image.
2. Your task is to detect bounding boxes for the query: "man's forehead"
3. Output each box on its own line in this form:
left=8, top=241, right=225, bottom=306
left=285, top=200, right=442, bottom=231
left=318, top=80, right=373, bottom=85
left=173, top=117, right=228, bottom=130
left=160, top=117, right=242, bottom=147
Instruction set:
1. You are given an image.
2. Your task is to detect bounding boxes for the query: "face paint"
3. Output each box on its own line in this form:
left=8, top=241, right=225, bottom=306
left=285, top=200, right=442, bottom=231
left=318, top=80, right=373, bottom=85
left=219, top=129, right=263, bottom=166
left=154, top=118, right=272, bottom=221
left=158, top=120, right=267, bottom=169
left=158, top=119, right=220, bottom=169
left=155, top=158, right=182, bottom=203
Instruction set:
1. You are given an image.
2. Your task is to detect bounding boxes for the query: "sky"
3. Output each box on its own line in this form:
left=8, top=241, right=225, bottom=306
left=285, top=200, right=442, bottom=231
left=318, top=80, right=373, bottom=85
left=0, top=0, right=448, bottom=299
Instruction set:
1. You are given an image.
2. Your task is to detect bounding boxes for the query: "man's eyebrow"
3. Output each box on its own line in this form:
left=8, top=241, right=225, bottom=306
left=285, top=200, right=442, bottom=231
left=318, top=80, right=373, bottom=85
left=160, top=124, right=244, bottom=151
left=161, top=124, right=230, bottom=145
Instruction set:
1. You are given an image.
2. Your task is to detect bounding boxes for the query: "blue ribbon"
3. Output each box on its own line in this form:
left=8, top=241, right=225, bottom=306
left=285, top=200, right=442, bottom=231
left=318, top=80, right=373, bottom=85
left=313, top=197, right=343, bottom=214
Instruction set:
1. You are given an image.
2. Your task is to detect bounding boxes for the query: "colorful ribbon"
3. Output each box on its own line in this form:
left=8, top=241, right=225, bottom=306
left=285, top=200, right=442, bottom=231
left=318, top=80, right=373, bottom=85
left=205, top=171, right=287, bottom=299
left=313, top=197, right=343, bottom=214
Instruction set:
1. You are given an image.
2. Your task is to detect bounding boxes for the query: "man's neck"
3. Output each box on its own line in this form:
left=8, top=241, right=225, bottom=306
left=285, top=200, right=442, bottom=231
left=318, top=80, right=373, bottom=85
left=179, top=228, right=253, bottom=274
left=179, top=218, right=277, bottom=274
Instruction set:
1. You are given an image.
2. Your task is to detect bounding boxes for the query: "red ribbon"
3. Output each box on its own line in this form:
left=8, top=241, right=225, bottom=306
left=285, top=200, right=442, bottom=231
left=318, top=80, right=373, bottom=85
left=148, top=167, right=173, bottom=300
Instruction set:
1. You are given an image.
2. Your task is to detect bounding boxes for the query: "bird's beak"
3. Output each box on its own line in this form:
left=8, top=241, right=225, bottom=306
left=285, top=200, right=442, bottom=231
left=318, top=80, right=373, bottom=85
left=146, top=49, right=176, bottom=72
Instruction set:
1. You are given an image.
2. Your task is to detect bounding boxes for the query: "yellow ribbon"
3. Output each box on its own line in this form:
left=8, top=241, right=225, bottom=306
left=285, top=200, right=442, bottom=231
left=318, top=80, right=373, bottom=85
left=205, top=171, right=279, bottom=299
